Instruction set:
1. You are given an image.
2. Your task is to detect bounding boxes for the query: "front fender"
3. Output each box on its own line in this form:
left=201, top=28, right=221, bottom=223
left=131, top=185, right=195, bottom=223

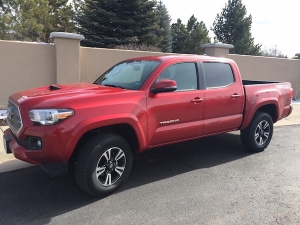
left=63, top=113, right=147, bottom=157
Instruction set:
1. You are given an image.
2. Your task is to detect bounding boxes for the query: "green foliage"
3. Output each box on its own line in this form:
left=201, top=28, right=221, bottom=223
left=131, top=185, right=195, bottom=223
left=46, top=0, right=76, bottom=41
left=171, top=15, right=210, bottom=54
left=156, top=0, right=172, bottom=52
left=0, top=0, right=75, bottom=42
left=115, top=43, right=161, bottom=52
left=171, top=19, right=187, bottom=53
left=212, top=0, right=261, bottom=55
left=0, top=2, right=11, bottom=40
left=77, top=0, right=161, bottom=48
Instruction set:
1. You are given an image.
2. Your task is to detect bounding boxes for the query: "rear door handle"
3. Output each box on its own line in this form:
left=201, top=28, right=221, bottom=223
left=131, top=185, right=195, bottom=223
left=231, top=94, right=241, bottom=99
left=190, top=97, right=203, bottom=103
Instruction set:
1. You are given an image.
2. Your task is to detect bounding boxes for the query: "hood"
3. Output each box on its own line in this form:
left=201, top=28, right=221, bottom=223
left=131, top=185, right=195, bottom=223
left=16, top=83, right=130, bottom=109
left=18, top=83, right=125, bottom=98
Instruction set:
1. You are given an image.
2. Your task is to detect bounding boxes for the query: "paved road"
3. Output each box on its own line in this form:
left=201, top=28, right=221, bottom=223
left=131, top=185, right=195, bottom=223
left=1, top=125, right=300, bottom=225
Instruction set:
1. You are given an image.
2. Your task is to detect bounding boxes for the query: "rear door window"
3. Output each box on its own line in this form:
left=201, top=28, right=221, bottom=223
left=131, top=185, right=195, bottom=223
left=203, top=63, right=234, bottom=88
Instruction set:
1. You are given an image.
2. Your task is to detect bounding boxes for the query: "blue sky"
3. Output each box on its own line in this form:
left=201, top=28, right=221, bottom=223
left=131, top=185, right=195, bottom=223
left=162, top=0, right=299, bottom=58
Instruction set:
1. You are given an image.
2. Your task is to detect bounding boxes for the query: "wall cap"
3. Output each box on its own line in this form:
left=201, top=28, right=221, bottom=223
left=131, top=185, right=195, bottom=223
left=202, top=43, right=234, bottom=49
left=50, top=32, right=85, bottom=40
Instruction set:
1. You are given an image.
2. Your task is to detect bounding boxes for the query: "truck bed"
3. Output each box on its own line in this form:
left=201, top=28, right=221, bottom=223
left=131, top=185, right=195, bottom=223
left=242, top=80, right=280, bottom=85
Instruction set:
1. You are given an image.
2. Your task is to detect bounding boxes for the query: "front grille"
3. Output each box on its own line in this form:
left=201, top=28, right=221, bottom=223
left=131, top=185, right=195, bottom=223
left=7, top=100, right=23, bottom=134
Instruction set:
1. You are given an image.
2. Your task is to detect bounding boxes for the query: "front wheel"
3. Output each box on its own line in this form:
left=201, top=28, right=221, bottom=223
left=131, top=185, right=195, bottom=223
left=75, top=133, right=133, bottom=197
left=240, top=112, right=273, bottom=152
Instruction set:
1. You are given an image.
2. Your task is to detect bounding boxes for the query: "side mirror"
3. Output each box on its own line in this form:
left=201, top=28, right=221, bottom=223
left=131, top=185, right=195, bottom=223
left=151, top=79, right=177, bottom=94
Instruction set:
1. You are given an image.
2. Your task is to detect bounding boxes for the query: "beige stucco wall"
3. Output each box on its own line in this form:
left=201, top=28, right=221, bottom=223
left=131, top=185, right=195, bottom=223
left=1, top=37, right=299, bottom=109
left=80, top=47, right=172, bottom=82
left=0, top=40, right=55, bottom=108
left=229, top=54, right=300, bottom=95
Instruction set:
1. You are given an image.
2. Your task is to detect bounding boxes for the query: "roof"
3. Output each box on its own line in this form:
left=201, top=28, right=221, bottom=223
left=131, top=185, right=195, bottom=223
left=126, top=54, right=233, bottom=63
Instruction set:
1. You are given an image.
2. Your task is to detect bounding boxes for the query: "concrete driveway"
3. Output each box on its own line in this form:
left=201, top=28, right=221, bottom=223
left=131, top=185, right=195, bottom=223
left=1, top=124, right=300, bottom=224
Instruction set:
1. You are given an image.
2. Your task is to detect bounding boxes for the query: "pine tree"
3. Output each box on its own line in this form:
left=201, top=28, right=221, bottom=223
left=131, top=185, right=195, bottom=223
left=46, top=0, right=76, bottom=42
left=156, top=1, right=172, bottom=52
left=76, top=0, right=161, bottom=48
left=185, top=15, right=210, bottom=54
left=171, top=19, right=188, bottom=53
left=171, top=15, right=210, bottom=55
left=0, top=1, right=11, bottom=39
left=0, top=0, right=75, bottom=42
left=7, top=0, right=49, bottom=41
left=212, top=0, right=261, bottom=55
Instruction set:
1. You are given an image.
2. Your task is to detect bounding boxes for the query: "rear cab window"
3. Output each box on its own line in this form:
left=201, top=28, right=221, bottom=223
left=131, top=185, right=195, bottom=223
left=202, top=62, right=234, bottom=88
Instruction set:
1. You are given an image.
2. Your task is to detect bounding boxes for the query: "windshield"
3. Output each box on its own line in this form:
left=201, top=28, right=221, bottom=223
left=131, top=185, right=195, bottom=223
left=94, top=60, right=161, bottom=90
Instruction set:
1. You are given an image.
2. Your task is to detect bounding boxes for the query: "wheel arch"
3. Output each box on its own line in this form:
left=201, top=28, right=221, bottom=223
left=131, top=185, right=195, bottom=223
left=64, top=114, right=147, bottom=160
left=68, top=123, right=140, bottom=166
left=255, top=104, right=277, bottom=122
left=241, top=100, right=279, bottom=130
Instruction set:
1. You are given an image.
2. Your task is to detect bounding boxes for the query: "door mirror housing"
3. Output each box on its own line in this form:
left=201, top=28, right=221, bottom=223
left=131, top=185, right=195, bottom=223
left=151, top=79, right=177, bottom=94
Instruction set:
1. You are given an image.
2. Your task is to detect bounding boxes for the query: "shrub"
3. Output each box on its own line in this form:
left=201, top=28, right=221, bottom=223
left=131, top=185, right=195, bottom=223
left=115, top=43, right=161, bottom=52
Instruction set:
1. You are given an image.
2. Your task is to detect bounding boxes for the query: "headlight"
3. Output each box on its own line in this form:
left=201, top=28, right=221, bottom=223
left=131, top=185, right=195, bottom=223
left=29, top=109, right=74, bottom=125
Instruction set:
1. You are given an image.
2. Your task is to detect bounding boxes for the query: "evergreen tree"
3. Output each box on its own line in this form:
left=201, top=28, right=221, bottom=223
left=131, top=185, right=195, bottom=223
left=0, top=1, right=11, bottom=39
left=171, top=19, right=188, bottom=53
left=76, top=0, right=161, bottom=48
left=72, top=0, right=83, bottom=12
left=212, top=0, right=261, bottom=55
left=156, top=1, right=172, bottom=52
left=46, top=0, right=76, bottom=41
left=185, top=15, right=210, bottom=54
left=171, top=15, right=210, bottom=55
left=0, top=0, right=75, bottom=42
left=5, top=0, right=49, bottom=41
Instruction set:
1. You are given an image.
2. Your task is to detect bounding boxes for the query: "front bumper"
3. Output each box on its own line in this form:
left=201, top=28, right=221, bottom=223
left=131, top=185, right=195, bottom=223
left=3, top=128, right=70, bottom=175
left=3, top=134, right=12, bottom=154
left=3, top=124, right=73, bottom=165
left=4, top=129, right=40, bottom=164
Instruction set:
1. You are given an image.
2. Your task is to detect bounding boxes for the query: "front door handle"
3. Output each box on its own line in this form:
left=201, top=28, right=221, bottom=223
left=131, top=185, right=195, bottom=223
left=231, top=94, right=241, bottom=99
left=190, top=97, right=203, bottom=103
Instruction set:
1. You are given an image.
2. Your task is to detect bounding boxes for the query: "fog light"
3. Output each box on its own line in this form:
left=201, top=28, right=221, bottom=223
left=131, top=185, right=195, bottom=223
left=30, top=137, right=42, bottom=150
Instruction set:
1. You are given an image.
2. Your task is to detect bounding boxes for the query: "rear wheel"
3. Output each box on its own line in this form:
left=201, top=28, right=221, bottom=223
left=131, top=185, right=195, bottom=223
left=75, top=133, right=133, bottom=197
left=240, top=112, right=273, bottom=152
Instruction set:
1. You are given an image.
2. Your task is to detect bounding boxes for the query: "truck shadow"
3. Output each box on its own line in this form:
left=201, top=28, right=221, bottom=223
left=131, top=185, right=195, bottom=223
left=0, top=131, right=252, bottom=224
left=126, top=131, right=251, bottom=188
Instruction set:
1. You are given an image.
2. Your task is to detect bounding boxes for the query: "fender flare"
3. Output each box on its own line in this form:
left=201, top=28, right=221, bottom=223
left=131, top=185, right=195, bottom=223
left=241, top=98, right=279, bottom=130
left=63, top=113, right=147, bottom=157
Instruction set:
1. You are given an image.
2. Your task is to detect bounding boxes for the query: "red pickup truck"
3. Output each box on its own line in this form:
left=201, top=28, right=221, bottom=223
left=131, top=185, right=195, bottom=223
left=3, top=55, right=293, bottom=196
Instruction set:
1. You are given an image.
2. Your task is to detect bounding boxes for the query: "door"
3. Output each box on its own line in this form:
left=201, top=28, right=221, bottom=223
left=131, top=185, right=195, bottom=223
left=202, top=62, right=244, bottom=135
left=147, top=62, right=205, bottom=147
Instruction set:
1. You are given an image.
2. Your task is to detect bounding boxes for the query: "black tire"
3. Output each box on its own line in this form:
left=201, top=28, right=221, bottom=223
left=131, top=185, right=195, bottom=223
left=240, top=112, right=273, bottom=152
left=75, top=133, right=133, bottom=197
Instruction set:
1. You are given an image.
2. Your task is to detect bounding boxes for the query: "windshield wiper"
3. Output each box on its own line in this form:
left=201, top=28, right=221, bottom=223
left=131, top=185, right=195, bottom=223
left=102, top=84, right=124, bottom=89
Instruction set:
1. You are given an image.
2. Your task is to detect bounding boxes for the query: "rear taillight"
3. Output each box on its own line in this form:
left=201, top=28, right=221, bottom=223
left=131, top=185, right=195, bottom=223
left=290, top=88, right=294, bottom=102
